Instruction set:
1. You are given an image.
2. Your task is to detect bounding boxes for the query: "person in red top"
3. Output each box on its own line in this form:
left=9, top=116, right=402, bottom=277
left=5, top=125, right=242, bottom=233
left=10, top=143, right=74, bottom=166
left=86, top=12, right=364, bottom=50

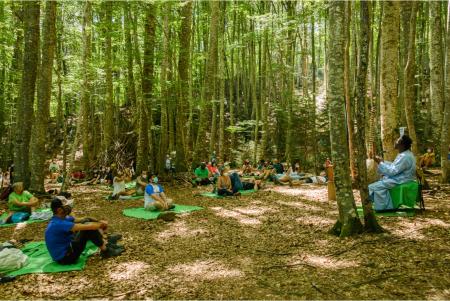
left=206, top=162, right=219, bottom=183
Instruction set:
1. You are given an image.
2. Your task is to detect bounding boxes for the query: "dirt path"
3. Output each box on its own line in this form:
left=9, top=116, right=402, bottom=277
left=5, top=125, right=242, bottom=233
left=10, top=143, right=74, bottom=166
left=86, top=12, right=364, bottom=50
left=1, top=175, right=449, bottom=299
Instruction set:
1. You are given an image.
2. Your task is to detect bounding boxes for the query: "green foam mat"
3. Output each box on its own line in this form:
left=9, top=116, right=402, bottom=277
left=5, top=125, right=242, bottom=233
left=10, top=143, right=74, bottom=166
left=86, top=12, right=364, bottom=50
left=200, top=189, right=257, bottom=198
left=7, top=241, right=98, bottom=277
left=357, top=207, right=416, bottom=217
left=0, top=209, right=51, bottom=228
left=122, top=204, right=203, bottom=220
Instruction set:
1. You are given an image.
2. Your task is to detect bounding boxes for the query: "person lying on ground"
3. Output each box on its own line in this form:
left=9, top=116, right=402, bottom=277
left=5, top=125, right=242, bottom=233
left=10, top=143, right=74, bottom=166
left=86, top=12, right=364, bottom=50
left=111, top=170, right=135, bottom=200
left=419, top=147, right=435, bottom=169
left=192, top=162, right=211, bottom=186
left=368, top=134, right=416, bottom=211
left=217, top=168, right=240, bottom=196
left=135, top=170, right=149, bottom=196
left=3, top=182, right=39, bottom=223
left=74, top=170, right=101, bottom=186
left=45, top=198, right=124, bottom=264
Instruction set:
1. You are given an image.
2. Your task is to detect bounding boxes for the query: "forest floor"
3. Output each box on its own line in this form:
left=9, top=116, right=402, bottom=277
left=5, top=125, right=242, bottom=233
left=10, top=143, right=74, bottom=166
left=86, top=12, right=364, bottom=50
left=1, top=170, right=449, bottom=300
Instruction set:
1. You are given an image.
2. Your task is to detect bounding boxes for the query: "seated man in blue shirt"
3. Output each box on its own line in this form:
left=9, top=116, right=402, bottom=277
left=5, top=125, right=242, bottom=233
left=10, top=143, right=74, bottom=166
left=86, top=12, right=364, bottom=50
left=144, top=174, right=176, bottom=221
left=369, top=135, right=416, bottom=211
left=45, top=198, right=124, bottom=265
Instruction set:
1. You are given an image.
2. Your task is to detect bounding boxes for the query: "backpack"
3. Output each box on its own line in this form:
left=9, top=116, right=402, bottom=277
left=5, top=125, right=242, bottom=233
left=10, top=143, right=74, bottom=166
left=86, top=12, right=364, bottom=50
left=0, top=248, right=28, bottom=273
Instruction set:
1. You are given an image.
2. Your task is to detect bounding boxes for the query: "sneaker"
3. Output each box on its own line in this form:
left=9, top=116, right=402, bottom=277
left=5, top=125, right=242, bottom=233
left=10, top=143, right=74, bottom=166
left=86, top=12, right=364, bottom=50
left=157, top=211, right=176, bottom=222
left=101, top=246, right=124, bottom=258
left=107, top=233, right=122, bottom=244
left=106, top=242, right=125, bottom=251
left=168, top=204, right=176, bottom=210
left=233, top=192, right=241, bottom=196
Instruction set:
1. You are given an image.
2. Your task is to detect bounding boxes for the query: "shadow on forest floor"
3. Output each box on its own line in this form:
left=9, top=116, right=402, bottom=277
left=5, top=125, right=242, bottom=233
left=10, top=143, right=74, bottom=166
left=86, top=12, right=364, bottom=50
left=1, top=169, right=449, bottom=299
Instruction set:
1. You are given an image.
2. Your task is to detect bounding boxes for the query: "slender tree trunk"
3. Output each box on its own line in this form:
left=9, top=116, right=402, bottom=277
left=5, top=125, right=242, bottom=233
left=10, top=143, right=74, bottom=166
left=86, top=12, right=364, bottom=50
left=311, top=12, right=318, bottom=174
left=176, top=0, right=192, bottom=172
left=80, top=0, right=92, bottom=170
left=441, top=1, right=450, bottom=183
left=193, top=1, right=219, bottom=164
left=218, top=2, right=226, bottom=163
left=344, top=2, right=356, bottom=180
left=102, top=1, right=114, bottom=154
left=138, top=3, right=156, bottom=173
left=29, top=1, right=56, bottom=192
left=327, top=1, right=363, bottom=238
left=284, top=2, right=295, bottom=162
left=14, top=1, right=40, bottom=187
left=404, top=3, right=419, bottom=155
left=124, top=2, right=136, bottom=108
left=355, top=1, right=384, bottom=233
left=380, top=1, right=400, bottom=161
left=429, top=1, right=445, bottom=149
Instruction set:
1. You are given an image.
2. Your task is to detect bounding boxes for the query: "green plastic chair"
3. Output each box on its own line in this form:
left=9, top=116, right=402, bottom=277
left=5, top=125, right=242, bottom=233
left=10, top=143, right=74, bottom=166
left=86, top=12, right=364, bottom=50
left=389, top=181, right=421, bottom=210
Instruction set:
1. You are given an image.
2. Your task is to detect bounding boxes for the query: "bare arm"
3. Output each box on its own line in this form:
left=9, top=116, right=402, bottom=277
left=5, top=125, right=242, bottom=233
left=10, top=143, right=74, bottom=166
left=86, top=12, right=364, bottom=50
left=12, top=196, right=38, bottom=207
left=72, top=221, right=106, bottom=232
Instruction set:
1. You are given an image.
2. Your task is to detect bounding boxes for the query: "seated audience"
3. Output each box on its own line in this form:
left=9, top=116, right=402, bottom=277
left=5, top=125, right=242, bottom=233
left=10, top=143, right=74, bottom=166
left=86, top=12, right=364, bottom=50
left=144, top=174, right=176, bottom=221
left=135, top=170, right=149, bottom=196
left=49, top=160, right=60, bottom=183
left=3, top=182, right=39, bottom=223
left=111, top=170, right=135, bottom=200
left=193, top=163, right=211, bottom=186
left=368, top=135, right=416, bottom=211
left=242, top=159, right=253, bottom=175
left=207, top=162, right=220, bottom=183
left=419, top=147, right=435, bottom=169
left=272, top=159, right=284, bottom=175
left=45, top=198, right=123, bottom=264
left=217, top=168, right=239, bottom=196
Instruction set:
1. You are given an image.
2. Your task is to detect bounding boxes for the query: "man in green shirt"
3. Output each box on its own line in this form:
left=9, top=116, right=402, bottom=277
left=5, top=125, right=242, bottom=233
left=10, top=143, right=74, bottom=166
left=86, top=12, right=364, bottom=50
left=4, top=182, right=39, bottom=223
left=192, top=162, right=211, bottom=186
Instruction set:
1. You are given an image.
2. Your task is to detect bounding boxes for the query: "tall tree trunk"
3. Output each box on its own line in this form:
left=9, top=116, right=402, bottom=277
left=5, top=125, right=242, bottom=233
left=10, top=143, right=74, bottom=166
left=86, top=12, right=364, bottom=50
left=442, top=1, right=450, bottom=183
left=29, top=1, right=56, bottom=192
left=380, top=1, right=400, bottom=161
left=138, top=2, right=156, bottom=173
left=327, top=1, right=363, bottom=238
left=193, top=1, right=219, bottom=164
left=218, top=2, right=226, bottom=163
left=403, top=3, right=419, bottom=155
left=284, top=2, right=295, bottom=162
left=429, top=1, right=445, bottom=149
left=159, top=2, right=171, bottom=173
left=311, top=12, right=318, bottom=174
left=80, top=0, right=92, bottom=170
left=251, top=20, right=259, bottom=164
left=355, top=1, right=383, bottom=233
left=176, top=0, right=192, bottom=172
left=14, top=1, right=40, bottom=187
left=124, top=2, right=136, bottom=108
left=344, top=2, right=356, bottom=180
left=102, top=1, right=114, bottom=154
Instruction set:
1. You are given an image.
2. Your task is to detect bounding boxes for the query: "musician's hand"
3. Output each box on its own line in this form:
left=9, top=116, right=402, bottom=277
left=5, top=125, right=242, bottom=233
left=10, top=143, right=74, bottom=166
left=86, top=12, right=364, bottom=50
left=374, top=156, right=383, bottom=164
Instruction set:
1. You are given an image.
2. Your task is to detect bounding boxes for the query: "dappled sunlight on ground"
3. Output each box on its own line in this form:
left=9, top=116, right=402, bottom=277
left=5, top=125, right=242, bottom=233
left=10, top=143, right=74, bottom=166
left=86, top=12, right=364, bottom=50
left=426, top=289, right=450, bottom=300
left=270, top=185, right=329, bottom=203
left=108, top=261, right=150, bottom=281
left=290, top=254, right=360, bottom=270
left=211, top=207, right=261, bottom=226
left=156, top=220, right=208, bottom=241
left=167, top=259, right=243, bottom=280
